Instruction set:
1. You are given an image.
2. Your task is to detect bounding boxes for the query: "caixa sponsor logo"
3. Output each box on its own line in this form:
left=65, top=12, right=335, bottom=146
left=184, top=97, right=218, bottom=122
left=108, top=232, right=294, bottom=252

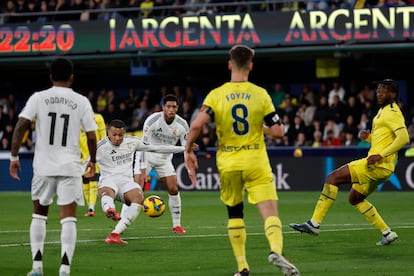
left=175, top=162, right=293, bottom=191
left=176, top=163, right=220, bottom=190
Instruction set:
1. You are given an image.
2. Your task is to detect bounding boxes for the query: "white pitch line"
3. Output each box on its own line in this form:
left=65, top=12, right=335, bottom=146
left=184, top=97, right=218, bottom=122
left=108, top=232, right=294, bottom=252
left=1, top=223, right=414, bottom=248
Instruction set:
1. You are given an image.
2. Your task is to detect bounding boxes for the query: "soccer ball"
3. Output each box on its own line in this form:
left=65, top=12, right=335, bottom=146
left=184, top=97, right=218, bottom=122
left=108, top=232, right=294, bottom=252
left=143, top=195, right=166, bottom=217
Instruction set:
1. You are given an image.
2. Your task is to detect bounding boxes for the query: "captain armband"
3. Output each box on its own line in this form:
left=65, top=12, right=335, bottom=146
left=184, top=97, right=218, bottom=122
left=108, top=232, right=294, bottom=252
left=201, top=105, right=214, bottom=120
left=264, top=112, right=282, bottom=127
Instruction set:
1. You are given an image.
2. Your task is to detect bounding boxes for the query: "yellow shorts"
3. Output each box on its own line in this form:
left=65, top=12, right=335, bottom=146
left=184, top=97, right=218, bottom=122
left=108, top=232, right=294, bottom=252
left=219, top=167, right=278, bottom=207
left=348, top=158, right=393, bottom=196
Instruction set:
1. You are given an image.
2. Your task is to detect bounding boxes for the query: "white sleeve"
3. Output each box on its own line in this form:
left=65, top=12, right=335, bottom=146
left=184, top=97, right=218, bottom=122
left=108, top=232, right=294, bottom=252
left=133, top=151, right=146, bottom=174
left=135, top=140, right=184, bottom=153
left=19, top=93, right=38, bottom=120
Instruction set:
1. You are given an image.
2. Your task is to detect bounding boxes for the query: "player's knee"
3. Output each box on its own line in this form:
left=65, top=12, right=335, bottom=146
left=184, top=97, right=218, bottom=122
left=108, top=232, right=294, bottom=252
left=227, top=202, right=244, bottom=219
left=168, top=188, right=179, bottom=195
left=348, top=192, right=365, bottom=205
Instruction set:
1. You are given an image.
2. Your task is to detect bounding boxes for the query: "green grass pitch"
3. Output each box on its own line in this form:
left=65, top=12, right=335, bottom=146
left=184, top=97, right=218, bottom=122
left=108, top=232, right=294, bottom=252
left=0, top=191, right=413, bottom=275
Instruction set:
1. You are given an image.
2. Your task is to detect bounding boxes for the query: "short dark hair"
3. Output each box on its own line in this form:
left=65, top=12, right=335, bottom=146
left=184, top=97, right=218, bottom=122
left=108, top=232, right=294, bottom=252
left=374, top=79, right=398, bottom=94
left=50, top=57, right=73, bottom=81
left=109, top=119, right=125, bottom=129
left=229, top=44, right=255, bottom=69
left=162, top=94, right=179, bottom=105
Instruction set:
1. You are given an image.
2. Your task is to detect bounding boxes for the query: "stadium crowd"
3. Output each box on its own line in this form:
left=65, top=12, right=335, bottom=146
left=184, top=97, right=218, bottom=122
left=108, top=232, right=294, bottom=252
left=1, top=0, right=412, bottom=25
left=1, top=79, right=413, bottom=153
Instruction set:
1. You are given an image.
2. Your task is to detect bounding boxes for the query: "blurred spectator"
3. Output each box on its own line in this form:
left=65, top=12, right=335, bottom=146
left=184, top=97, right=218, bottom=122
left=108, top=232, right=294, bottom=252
left=328, top=80, right=346, bottom=106
left=102, top=103, right=117, bottom=124
left=281, top=114, right=291, bottom=139
left=37, top=0, right=51, bottom=23
left=196, top=0, right=217, bottom=14
left=183, top=85, right=197, bottom=111
left=286, top=115, right=306, bottom=145
left=25, top=0, right=39, bottom=23
left=270, top=82, right=286, bottom=109
left=357, top=112, right=370, bottom=132
left=293, top=131, right=308, bottom=147
left=85, top=0, right=99, bottom=20
left=306, top=118, right=324, bottom=142
left=137, top=0, right=154, bottom=18
left=179, top=101, right=194, bottom=125
left=2, top=0, right=17, bottom=24
left=313, top=95, right=330, bottom=123
left=343, top=95, right=362, bottom=124
left=0, top=123, right=14, bottom=150
left=169, top=0, right=186, bottom=16
left=322, top=129, right=342, bottom=147
left=328, top=94, right=346, bottom=127
left=96, top=89, right=107, bottom=113
left=97, top=0, right=120, bottom=20
left=15, top=0, right=29, bottom=23
left=296, top=99, right=316, bottom=127
left=132, top=98, right=149, bottom=129
left=341, top=114, right=359, bottom=138
left=311, top=130, right=323, bottom=147
left=298, top=83, right=316, bottom=106
left=279, top=92, right=298, bottom=121
left=125, top=88, right=139, bottom=112
left=323, top=118, right=340, bottom=141
left=117, top=101, right=132, bottom=126
left=6, top=107, right=18, bottom=127
left=343, top=131, right=358, bottom=146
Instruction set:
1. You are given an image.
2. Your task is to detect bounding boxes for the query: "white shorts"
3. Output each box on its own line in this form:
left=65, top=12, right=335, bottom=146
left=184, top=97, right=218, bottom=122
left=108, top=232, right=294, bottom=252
left=32, top=175, right=84, bottom=206
left=145, top=156, right=176, bottom=178
left=98, top=177, right=142, bottom=203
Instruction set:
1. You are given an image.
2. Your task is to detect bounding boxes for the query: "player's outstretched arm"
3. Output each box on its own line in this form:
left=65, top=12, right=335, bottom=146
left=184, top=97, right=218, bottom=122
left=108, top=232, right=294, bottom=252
left=136, top=141, right=185, bottom=153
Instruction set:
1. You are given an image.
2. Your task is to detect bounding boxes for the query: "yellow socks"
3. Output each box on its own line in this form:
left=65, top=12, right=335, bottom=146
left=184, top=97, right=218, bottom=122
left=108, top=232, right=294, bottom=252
left=264, top=216, right=283, bottom=254
left=89, top=180, right=98, bottom=207
left=228, top=218, right=248, bottom=272
left=354, top=200, right=389, bottom=232
left=82, top=183, right=90, bottom=206
left=82, top=180, right=98, bottom=210
left=311, top=184, right=338, bottom=225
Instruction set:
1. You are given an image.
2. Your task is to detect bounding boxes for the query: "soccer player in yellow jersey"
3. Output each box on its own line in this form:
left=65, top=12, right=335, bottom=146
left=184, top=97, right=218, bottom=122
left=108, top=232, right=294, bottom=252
left=290, top=79, right=409, bottom=246
left=184, top=45, right=300, bottom=276
left=80, top=112, right=106, bottom=216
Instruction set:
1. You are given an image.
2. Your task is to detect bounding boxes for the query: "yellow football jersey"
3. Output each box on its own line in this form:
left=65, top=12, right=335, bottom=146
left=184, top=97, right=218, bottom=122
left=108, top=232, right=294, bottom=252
left=369, top=102, right=407, bottom=171
left=203, top=81, right=275, bottom=172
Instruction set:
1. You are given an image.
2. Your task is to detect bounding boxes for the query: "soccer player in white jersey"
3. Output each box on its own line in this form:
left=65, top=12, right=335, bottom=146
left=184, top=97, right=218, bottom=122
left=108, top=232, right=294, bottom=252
left=9, top=57, right=97, bottom=276
left=133, top=94, right=191, bottom=234
left=97, top=119, right=186, bottom=244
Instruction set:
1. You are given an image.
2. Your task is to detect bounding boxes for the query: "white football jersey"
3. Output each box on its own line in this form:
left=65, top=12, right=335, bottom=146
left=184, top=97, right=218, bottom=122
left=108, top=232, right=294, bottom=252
left=97, top=135, right=184, bottom=183
left=19, top=86, right=97, bottom=176
left=141, top=111, right=189, bottom=163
